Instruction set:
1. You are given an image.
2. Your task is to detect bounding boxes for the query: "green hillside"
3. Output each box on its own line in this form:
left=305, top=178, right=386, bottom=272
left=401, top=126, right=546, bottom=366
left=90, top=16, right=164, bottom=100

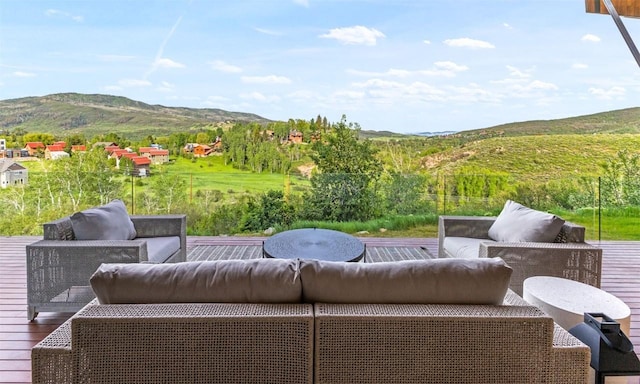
left=452, top=107, right=640, bottom=139
left=420, top=133, right=640, bottom=181
left=0, top=93, right=272, bottom=139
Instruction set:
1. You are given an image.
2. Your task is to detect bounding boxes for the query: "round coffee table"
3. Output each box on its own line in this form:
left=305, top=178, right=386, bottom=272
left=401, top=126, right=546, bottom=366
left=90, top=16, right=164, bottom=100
left=263, top=228, right=365, bottom=262
left=523, top=276, right=631, bottom=334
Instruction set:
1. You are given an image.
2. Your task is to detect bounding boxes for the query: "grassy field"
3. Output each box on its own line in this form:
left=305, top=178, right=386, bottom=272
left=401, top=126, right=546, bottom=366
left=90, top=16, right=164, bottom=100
left=148, top=156, right=310, bottom=196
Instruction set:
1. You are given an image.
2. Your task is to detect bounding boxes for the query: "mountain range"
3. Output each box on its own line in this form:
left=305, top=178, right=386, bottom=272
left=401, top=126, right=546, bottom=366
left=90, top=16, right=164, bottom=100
left=0, top=93, right=271, bottom=139
left=1, top=93, right=639, bottom=140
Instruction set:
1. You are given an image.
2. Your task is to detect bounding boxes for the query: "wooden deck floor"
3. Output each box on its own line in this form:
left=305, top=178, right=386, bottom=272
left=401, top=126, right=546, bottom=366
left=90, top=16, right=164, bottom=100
left=2, top=236, right=640, bottom=383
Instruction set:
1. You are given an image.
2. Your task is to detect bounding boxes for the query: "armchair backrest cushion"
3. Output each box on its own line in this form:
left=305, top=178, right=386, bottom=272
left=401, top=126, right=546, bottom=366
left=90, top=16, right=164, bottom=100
left=70, top=199, right=137, bottom=240
left=488, top=200, right=565, bottom=243
left=90, top=259, right=302, bottom=304
left=299, top=258, right=512, bottom=305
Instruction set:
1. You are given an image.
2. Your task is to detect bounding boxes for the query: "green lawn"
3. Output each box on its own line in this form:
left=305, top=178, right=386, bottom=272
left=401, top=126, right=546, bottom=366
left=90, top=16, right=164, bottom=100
left=157, top=156, right=309, bottom=195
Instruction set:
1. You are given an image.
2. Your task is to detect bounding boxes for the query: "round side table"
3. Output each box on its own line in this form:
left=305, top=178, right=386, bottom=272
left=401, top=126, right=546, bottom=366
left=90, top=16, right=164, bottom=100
left=523, top=276, right=631, bottom=334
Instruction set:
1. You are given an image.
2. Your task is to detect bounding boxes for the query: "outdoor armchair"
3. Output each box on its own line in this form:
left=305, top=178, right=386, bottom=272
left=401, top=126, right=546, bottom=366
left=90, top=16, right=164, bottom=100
left=26, top=209, right=186, bottom=320
left=438, top=215, right=602, bottom=296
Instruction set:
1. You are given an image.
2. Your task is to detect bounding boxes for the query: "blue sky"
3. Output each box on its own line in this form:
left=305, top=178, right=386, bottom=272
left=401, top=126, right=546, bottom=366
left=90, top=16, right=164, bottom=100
left=1, top=0, right=639, bottom=134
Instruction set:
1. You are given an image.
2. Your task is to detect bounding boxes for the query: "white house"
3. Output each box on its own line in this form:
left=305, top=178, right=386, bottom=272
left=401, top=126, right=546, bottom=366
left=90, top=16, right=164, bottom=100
left=0, top=159, right=28, bottom=188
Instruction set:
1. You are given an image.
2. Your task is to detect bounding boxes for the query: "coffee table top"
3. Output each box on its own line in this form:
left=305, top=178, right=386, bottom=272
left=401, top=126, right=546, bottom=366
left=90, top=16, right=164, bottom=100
left=263, top=228, right=365, bottom=262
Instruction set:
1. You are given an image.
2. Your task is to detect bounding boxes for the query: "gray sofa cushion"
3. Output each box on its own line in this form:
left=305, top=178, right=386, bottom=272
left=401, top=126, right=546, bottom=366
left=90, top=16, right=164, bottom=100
left=488, top=200, right=565, bottom=243
left=299, top=258, right=512, bottom=305
left=143, top=236, right=180, bottom=263
left=70, top=199, right=137, bottom=240
left=90, top=259, right=302, bottom=304
left=442, top=236, right=495, bottom=259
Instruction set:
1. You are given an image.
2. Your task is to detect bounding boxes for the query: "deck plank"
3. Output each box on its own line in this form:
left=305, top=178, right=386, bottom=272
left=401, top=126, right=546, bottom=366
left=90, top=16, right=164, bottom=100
left=1, top=236, right=640, bottom=383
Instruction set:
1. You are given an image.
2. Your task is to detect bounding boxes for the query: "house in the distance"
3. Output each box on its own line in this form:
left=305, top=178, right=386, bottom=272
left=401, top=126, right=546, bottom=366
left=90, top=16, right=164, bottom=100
left=211, top=137, right=223, bottom=152
left=45, top=144, right=69, bottom=160
left=24, top=142, right=45, bottom=157
left=109, top=149, right=133, bottom=169
left=131, top=156, right=151, bottom=177
left=0, top=159, right=28, bottom=188
left=184, top=143, right=213, bottom=157
left=71, top=145, right=87, bottom=153
left=138, top=147, right=169, bottom=164
left=288, top=130, right=303, bottom=144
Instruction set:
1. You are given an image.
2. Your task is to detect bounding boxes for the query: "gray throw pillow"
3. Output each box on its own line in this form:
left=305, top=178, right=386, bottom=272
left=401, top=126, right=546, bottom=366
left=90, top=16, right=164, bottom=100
left=70, top=199, right=137, bottom=240
left=488, top=200, right=565, bottom=243
left=90, top=259, right=302, bottom=304
left=299, top=258, right=512, bottom=305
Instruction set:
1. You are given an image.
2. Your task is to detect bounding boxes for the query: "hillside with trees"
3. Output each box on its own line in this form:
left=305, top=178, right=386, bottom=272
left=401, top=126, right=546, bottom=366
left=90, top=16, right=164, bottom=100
left=1, top=94, right=640, bottom=239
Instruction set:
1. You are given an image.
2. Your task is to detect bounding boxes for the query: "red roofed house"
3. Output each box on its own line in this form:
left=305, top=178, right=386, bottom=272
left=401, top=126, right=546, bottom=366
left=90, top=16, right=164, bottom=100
left=24, top=142, right=45, bottom=157
left=139, top=148, right=169, bottom=164
left=109, top=149, right=134, bottom=169
left=131, top=156, right=151, bottom=177
left=194, top=144, right=212, bottom=157
left=103, top=145, right=121, bottom=156
left=45, top=144, right=69, bottom=160
left=71, top=145, right=87, bottom=153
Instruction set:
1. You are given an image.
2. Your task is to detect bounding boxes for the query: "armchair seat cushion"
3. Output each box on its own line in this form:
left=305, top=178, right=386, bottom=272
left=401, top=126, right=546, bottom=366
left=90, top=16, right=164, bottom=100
left=143, top=236, right=181, bottom=263
left=442, top=236, right=495, bottom=259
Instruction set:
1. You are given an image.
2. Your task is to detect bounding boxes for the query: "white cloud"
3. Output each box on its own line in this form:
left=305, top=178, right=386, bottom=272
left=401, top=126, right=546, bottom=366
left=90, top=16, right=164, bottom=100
left=588, top=86, right=626, bottom=99
left=527, top=80, right=559, bottom=90
left=154, top=58, right=185, bottom=69
left=144, top=16, right=183, bottom=79
left=320, top=26, right=385, bottom=46
left=45, top=9, right=84, bottom=22
left=287, top=90, right=316, bottom=100
left=211, top=60, right=242, bottom=73
left=157, top=81, right=175, bottom=92
left=240, top=92, right=281, bottom=102
left=582, top=34, right=601, bottom=42
left=353, top=78, right=405, bottom=89
left=434, top=61, right=468, bottom=72
left=447, top=85, right=498, bottom=103
left=506, top=65, right=532, bottom=78
left=293, top=0, right=310, bottom=7
left=118, top=79, right=152, bottom=87
left=347, top=61, right=467, bottom=79
left=241, top=75, right=292, bottom=84
left=572, top=63, right=589, bottom=69
left=444, top=38, right=495, bottom=49
left=423, top=39, right=431, bottom=45
left=332, top=90, right=366, bottom=99
left=506, top=80, right=558, bottom=95
left=13, top=71, right=36, bottom=78
left=503, top=23, right=513, bottom=29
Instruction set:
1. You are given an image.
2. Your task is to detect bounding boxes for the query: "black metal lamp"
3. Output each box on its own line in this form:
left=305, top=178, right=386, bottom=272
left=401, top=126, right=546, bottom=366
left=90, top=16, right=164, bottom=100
left=569, top=313, right=640, bottom=384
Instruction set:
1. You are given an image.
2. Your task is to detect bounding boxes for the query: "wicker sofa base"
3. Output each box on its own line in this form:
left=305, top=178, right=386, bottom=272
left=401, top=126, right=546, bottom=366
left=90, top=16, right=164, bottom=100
left=32, top=291, right=589, bottom=384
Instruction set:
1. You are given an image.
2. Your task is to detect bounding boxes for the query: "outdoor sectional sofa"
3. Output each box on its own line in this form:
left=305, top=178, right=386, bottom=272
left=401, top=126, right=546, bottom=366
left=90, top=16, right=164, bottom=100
left=438, top=200, right=602, bottom=296
left=32, top=257, right=590, bottom=384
